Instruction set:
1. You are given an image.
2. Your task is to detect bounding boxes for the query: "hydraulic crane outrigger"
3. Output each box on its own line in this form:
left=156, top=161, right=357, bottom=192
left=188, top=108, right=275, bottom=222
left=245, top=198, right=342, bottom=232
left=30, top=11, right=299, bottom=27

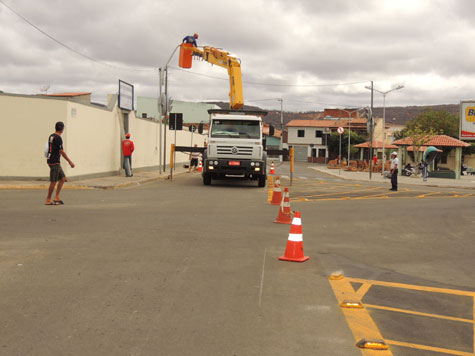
left=179, top=43, right=244, bottom=109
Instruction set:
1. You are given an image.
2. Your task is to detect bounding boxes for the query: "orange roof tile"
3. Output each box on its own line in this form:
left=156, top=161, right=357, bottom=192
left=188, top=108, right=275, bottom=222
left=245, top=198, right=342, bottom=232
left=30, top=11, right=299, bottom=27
left=354, top=141, right=398, bottom=149
left=286, top=118, right=367, bottom=129
left=46, top=92, right=91, bottom=97
left=392, top=135, right=470, bottom=147
left=286, top=120, right=336, bottom=128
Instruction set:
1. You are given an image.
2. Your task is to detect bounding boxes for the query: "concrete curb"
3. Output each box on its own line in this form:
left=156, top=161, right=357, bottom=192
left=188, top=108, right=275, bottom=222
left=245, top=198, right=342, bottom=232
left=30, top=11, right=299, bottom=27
left=0, top=171, right=189, bottom=190
left=310, top=166, right=475, bottom=190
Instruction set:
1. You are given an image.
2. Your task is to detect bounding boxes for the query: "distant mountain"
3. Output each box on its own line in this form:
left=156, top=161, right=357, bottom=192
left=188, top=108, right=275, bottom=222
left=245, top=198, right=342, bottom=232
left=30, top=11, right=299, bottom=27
left=209, top=102, right=460, bottom=128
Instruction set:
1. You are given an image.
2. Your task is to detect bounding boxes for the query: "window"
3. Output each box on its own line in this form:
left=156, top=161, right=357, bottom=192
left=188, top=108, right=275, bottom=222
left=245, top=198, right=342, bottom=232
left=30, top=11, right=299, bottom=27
left=297, top=130, right=305, bottom=137
left=318, top=149, right=326, bottom=158
left=211, top=120, right=260, bottom=139
left=441, top=154, right=448, bottom=164
left=315, top=130, right=323, bottom=138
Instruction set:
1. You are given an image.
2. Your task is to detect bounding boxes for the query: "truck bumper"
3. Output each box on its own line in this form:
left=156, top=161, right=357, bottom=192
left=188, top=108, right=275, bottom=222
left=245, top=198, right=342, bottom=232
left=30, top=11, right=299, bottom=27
left=203, top=159, right=265, bottom=178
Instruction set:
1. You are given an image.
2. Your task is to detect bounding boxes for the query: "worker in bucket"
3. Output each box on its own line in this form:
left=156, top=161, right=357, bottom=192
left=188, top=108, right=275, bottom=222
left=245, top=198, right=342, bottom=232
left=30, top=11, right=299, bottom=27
left=183, top=33, right=198, bottom=47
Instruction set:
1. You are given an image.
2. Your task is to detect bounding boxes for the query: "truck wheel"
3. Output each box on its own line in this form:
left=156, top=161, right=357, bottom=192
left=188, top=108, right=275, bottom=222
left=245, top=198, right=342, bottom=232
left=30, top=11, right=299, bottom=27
left=258, top=174, right=266, bottom=187
left=203, top=173, right=212, bottom=185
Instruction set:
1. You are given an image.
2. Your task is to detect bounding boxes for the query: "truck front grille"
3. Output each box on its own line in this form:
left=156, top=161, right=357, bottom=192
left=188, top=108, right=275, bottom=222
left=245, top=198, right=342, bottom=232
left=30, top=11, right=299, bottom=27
left=216, top=145, right=253, bottom=156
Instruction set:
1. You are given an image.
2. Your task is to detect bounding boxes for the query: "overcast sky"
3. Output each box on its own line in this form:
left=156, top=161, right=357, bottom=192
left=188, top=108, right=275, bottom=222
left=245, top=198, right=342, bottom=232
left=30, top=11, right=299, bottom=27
left=1, top=0, right=475, bottom=111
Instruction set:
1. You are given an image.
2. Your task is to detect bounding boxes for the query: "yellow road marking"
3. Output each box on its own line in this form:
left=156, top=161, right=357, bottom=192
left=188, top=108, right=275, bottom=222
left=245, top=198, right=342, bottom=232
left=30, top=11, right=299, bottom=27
left=297, top=186, right=382, bottom=199
left=355, top=283, right=372, bottom=299
left=346, top=277, right=475, bottom=297
left=329, top=278, right=394, bottom=355
left=385, top=339, right=474, bottom=356
left=365, top=304, right=474, bottom=324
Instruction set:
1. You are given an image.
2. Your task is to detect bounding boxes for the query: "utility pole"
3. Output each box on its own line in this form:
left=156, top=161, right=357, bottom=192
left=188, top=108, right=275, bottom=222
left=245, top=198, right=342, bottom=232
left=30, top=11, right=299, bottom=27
left=158, top=68, right=163, bottom=174
left=163, top=67, right=168, bottom=173
left=369, top=81, right=374, bottom=180
left=278, top=98, right=283, bottom=162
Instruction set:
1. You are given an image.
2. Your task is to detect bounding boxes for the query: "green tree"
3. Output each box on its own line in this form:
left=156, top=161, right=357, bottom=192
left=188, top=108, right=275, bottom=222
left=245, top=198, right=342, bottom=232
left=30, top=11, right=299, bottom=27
left=403, top=109, right=459, bottom=138
left=406, top=125, right=439, bottom=166
left=328, top=130, right=367, bottom=159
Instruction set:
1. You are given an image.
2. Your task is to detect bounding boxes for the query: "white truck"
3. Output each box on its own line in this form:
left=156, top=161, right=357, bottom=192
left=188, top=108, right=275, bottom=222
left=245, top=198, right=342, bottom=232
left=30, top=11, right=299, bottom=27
left=202, top=109, right=268, bottom=187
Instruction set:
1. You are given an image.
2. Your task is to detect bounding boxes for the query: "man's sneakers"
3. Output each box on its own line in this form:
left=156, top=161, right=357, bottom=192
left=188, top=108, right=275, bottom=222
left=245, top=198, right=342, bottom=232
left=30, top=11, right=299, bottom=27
left=389, top=188, right=398, bottom=191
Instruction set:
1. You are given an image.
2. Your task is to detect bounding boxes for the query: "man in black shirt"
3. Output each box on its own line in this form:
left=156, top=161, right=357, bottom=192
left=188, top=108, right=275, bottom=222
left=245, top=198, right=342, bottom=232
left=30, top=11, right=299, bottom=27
left=45, top=121, right=75, bottom=205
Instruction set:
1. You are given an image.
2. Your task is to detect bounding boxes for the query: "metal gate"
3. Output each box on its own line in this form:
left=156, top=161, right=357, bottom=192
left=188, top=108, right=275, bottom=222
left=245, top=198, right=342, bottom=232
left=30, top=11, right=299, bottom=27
left=293, top=146, right=308, bottom=162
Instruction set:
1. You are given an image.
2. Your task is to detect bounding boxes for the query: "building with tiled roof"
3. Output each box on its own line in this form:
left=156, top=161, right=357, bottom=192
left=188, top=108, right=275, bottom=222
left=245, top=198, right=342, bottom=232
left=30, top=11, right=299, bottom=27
left=392, top=135, right=470, bottom=148
left=393, top=135, right=470, bottom=179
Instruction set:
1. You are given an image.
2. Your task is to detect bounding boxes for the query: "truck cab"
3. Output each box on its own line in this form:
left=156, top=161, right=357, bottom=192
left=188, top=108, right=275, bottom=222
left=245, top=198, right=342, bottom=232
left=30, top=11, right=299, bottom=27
left=202, top=109, right=267, bottom=187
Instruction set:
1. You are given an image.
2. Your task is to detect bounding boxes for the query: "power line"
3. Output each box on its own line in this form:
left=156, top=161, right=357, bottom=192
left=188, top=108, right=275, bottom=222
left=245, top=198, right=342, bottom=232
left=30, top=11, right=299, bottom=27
left=0, top=0, right=155, bottom=72
left=169, top=66, right=369, bottom=88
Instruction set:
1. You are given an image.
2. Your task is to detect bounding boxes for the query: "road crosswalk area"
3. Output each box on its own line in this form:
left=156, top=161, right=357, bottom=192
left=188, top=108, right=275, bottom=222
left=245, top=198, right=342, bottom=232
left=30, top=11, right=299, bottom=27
left=276, top=177, right=475, bottom=202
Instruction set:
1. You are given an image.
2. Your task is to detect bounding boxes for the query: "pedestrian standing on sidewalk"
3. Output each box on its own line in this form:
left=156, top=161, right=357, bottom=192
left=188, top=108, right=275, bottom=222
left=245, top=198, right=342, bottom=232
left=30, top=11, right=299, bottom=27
left=390, top=151, right=399, bottom=191
left=45, top=121, right=75, bottom=205
left=122, top=133, right=135, bottom=177
left=373, top=155, right=378, bottom=166
left=188, top=144, right=201, bottom=173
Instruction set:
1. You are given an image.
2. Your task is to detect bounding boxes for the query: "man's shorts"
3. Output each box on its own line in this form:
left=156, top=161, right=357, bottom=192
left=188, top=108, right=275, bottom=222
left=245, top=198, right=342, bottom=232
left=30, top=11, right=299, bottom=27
left=190, top=158, right=198, bottom=167
left=49, top=164, right=65, bottom=182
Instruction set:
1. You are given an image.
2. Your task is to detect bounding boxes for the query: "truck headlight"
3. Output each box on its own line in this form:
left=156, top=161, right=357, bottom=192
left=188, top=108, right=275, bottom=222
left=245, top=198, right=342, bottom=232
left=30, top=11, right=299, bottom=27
left=254, top=167, right=261, bottom=172
left=214, top=161, right=218, bottom=165
left=255, top=162, right=260, bottom=167
left=251, top=162, right=255, bottom=167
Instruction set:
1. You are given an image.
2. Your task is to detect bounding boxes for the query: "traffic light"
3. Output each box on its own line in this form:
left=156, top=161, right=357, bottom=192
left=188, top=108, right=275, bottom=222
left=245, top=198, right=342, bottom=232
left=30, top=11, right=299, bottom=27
left=198, top=122, right=203, bottom=134
left=169, top=113, right=183, bottom=130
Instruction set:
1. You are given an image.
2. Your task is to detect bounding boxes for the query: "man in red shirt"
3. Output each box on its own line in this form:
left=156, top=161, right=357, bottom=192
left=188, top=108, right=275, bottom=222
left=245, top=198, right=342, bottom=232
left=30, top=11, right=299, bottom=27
left=122, top=133, right=135, bottom=177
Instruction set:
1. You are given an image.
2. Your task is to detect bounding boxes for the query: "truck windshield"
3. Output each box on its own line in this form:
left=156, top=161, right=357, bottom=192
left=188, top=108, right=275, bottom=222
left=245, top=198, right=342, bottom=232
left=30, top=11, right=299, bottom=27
left=211, top=120, right=260, bottom=139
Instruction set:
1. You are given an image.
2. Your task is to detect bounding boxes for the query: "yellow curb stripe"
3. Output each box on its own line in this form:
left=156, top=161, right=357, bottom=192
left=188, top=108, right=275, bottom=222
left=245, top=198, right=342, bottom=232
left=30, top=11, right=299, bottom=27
left=329, top=278, right=394, bottom=355
left=385, top=339, right=474, bottom=356
left=365, top=304, right=474, bottom=324
left=346, top=277, right=475, bottom=297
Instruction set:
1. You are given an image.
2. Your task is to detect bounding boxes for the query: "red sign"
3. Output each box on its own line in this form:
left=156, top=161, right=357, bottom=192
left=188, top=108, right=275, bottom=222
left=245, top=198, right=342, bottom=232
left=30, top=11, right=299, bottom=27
left=229, top=161, right=241, bottom=166
left=337, top=127, right=344, bottom=134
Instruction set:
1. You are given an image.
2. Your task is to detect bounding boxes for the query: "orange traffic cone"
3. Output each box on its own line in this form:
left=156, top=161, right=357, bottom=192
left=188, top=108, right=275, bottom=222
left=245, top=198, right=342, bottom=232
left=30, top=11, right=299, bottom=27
left=269, top=161, right=275, bottom=175
left=279, top=211, right=309, bottom=262
left=274, top=187, right=293, bottom=224
left=198, top=160, right=203, bottom=173
left=267, top=175, right=274, bottom=203
left=270, top=176, right=282, bottom=205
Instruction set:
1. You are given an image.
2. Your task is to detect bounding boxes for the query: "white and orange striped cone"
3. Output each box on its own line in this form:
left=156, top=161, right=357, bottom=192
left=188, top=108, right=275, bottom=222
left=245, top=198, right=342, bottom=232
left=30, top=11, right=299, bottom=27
left=279, top=211, right=309, bottom=262
left=274, top=187, right=293, bottom=224
left=269, top=161, right=275, bottom=175
left=198, top=160, right=203, bottom=173
left=270, top=176, right=282, bottom=205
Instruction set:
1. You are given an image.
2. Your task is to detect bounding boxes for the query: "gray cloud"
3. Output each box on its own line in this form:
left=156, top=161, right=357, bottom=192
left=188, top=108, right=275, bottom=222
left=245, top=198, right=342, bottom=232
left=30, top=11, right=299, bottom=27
left=1, top=0, right=475, bottom=111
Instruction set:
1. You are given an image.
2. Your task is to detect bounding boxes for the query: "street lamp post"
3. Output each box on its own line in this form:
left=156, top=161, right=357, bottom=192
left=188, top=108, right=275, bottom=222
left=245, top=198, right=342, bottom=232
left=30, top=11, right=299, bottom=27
left=159, top=45, right=181, bottom=173
left=340, top=108, right=359, bottom=164
left=278, top=98, right=283, bottom=162
left=365, top=85, right=404, bottom=174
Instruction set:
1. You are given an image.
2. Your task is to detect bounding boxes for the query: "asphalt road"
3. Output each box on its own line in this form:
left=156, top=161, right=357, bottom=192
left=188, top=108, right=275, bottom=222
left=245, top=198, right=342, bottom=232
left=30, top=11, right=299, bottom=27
left=1, top=163, right=475, bottom=356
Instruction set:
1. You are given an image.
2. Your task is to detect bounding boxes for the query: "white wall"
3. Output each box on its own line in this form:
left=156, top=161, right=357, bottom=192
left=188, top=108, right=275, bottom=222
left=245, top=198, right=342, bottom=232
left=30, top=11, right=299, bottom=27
left=287, top=127, right=325, bottom=145
left=0, top=93, right=205, bottom=179
left=0, top=94, right=68, bottom=177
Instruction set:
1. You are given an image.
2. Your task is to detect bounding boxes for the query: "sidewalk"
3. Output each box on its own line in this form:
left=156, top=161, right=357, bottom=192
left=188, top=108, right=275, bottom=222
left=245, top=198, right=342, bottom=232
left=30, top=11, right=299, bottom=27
left=0, top=167, right=189, bottom=190
left=310, top=165, right=475, bottom=190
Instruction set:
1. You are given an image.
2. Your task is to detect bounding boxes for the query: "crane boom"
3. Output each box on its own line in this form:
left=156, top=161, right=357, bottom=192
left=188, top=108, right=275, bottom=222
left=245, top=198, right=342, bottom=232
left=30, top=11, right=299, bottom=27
left=179, top=44, right=244, bottom=109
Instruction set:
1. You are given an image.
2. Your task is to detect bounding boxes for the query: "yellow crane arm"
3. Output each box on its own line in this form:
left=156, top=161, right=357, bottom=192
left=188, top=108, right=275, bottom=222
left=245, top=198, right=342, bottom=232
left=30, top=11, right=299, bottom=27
left=187, top=46, right=244, bottom=110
